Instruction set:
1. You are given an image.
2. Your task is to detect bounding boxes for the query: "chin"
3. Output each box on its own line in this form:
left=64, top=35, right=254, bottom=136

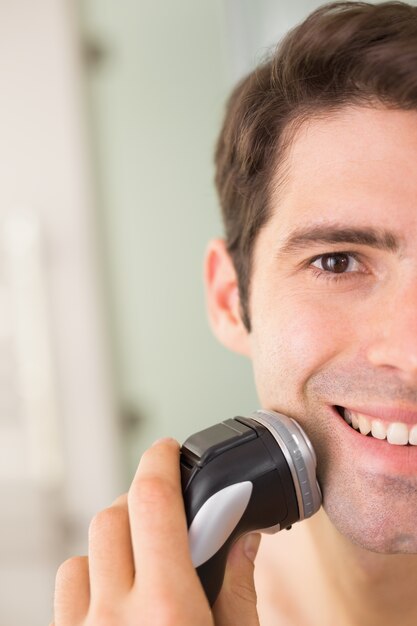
left=322, top=479, right=417, bottom=555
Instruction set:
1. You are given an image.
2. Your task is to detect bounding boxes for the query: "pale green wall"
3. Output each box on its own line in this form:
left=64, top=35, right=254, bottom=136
left=80, top=0, right=416, bottom=482
left=80, top=0, right=258, bottom=481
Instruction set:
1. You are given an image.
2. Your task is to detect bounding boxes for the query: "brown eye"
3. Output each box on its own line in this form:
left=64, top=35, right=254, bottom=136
left=320, top=253, right=350, bottom=273
left=312, top=252, right=359, bottom=274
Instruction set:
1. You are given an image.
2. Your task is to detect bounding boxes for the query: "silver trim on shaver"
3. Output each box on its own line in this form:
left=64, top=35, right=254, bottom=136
left=250, top=409, right=322, bottom=520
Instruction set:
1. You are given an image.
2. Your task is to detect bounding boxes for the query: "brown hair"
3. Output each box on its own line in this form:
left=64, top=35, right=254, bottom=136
left=214, top=1, right=417, bottom=332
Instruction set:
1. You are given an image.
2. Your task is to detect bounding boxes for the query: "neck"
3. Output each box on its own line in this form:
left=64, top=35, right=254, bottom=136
left=307, top=508, right=417, bottom=626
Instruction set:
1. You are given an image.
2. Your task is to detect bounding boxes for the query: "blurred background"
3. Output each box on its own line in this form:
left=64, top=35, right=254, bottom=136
left=0, top=1, right=407, bottom=624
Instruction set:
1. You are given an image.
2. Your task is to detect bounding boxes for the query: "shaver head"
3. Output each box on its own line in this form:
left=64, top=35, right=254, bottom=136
left=180, top=409, right=322, bottom=606
left=250, top=409, right=322, bottom=520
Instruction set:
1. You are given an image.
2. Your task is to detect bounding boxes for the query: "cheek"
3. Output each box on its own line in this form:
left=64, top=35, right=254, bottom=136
left=250, top=293, right=352, bottom=407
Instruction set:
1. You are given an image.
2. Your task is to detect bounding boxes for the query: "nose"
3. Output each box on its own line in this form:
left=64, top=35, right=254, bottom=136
left=366, top=281, right=417, bottom=384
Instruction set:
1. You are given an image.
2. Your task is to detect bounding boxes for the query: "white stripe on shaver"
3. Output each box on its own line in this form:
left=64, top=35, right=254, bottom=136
left=188, top=481, right=253, bottom=568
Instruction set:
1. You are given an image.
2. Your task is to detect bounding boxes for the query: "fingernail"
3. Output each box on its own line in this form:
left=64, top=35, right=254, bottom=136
left=151, top=437, right=178, bottom=447
left=243, top=533, right=261, bottom=562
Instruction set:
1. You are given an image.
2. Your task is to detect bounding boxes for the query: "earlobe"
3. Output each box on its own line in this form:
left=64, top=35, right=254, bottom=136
left=204, top=239, right=251, bottom=357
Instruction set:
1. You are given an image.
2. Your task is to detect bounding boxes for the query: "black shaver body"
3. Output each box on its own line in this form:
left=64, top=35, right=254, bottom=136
left=180, top=409, right=322, bottom=606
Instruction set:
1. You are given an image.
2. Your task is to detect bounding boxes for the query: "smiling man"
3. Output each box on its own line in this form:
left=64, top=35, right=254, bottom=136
left=208, top=103, right=417, bottom=624
left=53, top=2, right=417, bottom=625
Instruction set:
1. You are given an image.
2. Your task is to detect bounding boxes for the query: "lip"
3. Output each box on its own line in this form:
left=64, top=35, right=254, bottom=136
left=340, top=404, right=417, bottom=425
left=329, top=405, right=417, bottom=476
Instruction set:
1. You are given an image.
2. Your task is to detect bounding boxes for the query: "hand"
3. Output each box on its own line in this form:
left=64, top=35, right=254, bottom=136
left=52, top=438, right=261, bottom=626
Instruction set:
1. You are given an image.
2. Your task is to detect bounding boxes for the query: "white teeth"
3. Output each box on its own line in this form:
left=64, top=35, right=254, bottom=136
left=358, top=414, right=371, bottom=436
left=343, top=409, right=352, bottom=425
left=387, top=422, right=409, bottom=446
left=341, top=409, right=417, bottom=446
left=371, top=419, right=387, bottom=440
left=410, top=425, right=417, bottom=445
left=350, top=411, right=359, bottom=430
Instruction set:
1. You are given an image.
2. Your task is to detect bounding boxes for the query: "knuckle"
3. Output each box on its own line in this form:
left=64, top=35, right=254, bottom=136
left=88, top=506, right=127, bottom=540
left=55, top=556, right=87, bottom=585
left=231, top=580, right=258, bottom=605
left=88, top=604, right=120, bottom=626
left=149, top=596, right=210, bottom=626
left=149, top=600, right=184, bottom=625
left=129, top=474, right=176, bottom=510
left=111, top=492, right=128, bottom=507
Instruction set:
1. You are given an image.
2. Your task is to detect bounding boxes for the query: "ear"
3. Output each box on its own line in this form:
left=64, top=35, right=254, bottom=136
left=204, top=239, right=251, bottom=357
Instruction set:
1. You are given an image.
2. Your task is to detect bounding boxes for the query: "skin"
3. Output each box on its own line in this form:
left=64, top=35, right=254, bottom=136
left=53, top=105, right=417, bottom=625
left=247, top=104, right=417, bottom=556
left=53, top=437, right=262, bottom=626
left=206, top=105, right=417, bottom=624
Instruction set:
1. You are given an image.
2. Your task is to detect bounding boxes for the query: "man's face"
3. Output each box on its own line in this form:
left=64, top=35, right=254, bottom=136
left=248, top=105, right=417, bottom=554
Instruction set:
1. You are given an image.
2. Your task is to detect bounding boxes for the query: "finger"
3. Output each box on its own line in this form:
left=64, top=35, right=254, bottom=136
left=128, top=439, right=203, bottom=595
left=54, top=556, right=90, bottom=626
left=212, top=533, right=261, bottom=626
left=88, top=499, right=135, bottom=603
left=112, top=492, right=128, bottom=507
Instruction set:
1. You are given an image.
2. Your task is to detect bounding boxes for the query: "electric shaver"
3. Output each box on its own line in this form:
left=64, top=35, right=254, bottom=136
left=180, top=409, right=322, bottom=606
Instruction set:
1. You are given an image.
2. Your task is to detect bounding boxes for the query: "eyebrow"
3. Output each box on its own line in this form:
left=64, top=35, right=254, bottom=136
left=276, top=224, right=402, bottom=257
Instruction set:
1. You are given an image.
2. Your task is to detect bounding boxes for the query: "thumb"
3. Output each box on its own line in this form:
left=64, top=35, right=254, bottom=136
left=212, top=533, right=261, bottom=626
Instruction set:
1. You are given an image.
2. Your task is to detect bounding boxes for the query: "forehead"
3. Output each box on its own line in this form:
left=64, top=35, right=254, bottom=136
left=268, top=105, right=417, bottom=232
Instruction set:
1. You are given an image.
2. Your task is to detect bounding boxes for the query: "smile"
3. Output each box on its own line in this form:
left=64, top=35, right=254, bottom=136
left=335, top=406, right=417, bottom=446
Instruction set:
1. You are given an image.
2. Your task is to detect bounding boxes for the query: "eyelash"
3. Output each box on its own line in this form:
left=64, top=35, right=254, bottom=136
left=307, top=251, right=365, bottom=283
